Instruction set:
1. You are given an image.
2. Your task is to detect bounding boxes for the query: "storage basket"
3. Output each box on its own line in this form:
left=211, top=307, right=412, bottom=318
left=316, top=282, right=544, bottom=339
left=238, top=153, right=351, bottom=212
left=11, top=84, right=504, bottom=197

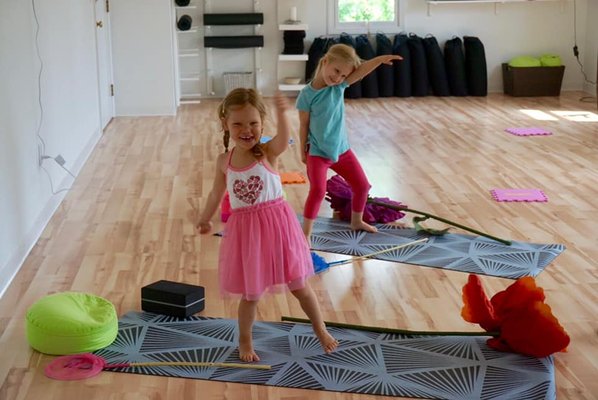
left=223, top=72, right=254, bottom=94
left=502, top=63, right=565, bottom=97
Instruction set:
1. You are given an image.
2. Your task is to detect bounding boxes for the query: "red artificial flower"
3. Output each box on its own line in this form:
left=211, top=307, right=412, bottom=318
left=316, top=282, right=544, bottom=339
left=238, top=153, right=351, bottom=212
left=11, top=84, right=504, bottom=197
left=461, top=274, right=570, bottom=358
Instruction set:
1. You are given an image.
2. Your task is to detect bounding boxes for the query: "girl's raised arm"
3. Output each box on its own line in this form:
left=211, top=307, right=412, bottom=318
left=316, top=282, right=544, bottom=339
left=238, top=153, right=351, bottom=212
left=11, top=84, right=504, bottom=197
left=265, top=92, right=291, bottom=158
left=298, top=111, right=310, bottom=164
left=346, top=54, right=403, bottom=86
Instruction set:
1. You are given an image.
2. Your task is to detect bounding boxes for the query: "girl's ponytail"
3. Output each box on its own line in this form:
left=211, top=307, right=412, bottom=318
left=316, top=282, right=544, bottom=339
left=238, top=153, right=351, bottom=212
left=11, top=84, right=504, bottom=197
left=223, top=130, right=230, bottom=153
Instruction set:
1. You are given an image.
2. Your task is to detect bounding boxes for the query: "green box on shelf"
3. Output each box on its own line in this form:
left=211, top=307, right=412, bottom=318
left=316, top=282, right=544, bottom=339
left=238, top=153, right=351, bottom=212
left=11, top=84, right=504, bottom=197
left=502, top=63, right=565, bottom=97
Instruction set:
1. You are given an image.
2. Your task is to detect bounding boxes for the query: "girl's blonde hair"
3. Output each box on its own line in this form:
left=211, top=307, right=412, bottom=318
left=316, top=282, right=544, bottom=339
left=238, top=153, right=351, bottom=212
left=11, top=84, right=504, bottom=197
left=217, top=88, right=266, bottom=158
left=312, top=43, right=362, bottom=81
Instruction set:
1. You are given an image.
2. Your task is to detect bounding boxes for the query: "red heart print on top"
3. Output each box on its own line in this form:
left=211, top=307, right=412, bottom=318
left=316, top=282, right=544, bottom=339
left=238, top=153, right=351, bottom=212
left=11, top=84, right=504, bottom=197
left=233, top=175, right=264, bottom=205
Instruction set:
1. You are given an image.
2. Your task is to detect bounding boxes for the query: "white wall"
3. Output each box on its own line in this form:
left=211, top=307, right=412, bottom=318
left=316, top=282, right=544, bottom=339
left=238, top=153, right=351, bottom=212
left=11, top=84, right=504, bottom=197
left=166, top=0, right=595, bottom=98
left=583, top=0, right=597, bottom=96
left=0, top=0, right=102, bottom=297
left=111, top=0, right=178, bottom=115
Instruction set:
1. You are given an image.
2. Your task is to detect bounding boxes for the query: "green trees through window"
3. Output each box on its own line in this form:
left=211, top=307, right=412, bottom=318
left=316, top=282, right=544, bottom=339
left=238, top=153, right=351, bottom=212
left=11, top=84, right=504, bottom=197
left=338, top=0, right=395, bottom=23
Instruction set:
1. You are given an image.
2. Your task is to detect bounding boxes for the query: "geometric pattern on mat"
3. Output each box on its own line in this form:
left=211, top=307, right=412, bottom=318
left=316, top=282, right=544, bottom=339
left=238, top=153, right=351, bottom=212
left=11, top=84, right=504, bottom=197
left=96, top=312, right=556, bottom=400
left=308, top=217, right=565, bottom=279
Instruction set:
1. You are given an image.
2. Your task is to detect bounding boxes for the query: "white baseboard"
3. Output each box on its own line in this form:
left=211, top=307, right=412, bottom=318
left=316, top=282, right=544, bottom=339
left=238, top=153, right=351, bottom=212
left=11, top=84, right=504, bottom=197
left=0, top=128, right=103, bottom=299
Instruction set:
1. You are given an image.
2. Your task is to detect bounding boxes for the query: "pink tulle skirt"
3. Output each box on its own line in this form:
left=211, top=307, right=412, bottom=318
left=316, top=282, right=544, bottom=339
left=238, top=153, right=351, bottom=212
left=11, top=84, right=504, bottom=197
left=219, top=198, right=314, bottom=301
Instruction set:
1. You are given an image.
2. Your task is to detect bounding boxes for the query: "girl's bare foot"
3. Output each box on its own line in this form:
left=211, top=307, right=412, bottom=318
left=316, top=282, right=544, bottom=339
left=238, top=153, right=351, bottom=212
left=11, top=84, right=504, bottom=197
left=239, top=338, right=260, bottom=362
left=315, top=328, right=339, bottom=354
left=351, top=220, right=378, bottom=233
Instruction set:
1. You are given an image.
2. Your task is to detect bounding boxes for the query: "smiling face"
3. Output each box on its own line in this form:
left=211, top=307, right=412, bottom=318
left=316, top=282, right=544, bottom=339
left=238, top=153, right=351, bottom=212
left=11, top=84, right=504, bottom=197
left=320, top=58, right=354, bottom=87
left=221, top=104, right=263, bottom=150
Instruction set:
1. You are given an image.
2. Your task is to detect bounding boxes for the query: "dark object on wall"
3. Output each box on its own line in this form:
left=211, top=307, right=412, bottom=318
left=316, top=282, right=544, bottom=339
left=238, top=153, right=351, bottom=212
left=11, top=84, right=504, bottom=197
left=141, top=280, right=205, bottom=318
left=175, top=0, right=190, bottom=6
left=407, top=33, right=429, bottom=97
left=422, top=35, right=450, bottom=96
left=204, top=35, right=264, bottom=48
left=444, top=37, right=468, bottom=96
left=392, top=33, right=411, bottom=97
left=502, top=64, right=565, bottom=96
left=355, top=34, right=379, bottom=98
left=305, top=36, right=337, bottom=83
left=283, top=30, right=306, bottom=55
left=177, top=15, right=192, bottom=31
left=339, top=33, right=362, bottom=99
left=203, top=13, right=264, bottom=26
left=376, top=33, right=394, bottom=97
left=464, top=36, right=487, bottom=96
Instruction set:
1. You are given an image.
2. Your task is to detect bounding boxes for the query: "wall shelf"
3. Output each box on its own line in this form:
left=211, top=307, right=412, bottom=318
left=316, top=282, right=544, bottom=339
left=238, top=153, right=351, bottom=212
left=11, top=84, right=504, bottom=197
left=175, top=3, right=202, bottom=102
left=279, top=54, right=308, bottom=61
left=278, top=23, right=308, bottom=31
left=426, top=0, right=568, bottom=15
left=177, top=27, right=199, bottom=33
left=427, top=0, right=566, bottom=3
left=278, top=83, right=306, bottom=91
left=277, top=20, right=308, bottom=93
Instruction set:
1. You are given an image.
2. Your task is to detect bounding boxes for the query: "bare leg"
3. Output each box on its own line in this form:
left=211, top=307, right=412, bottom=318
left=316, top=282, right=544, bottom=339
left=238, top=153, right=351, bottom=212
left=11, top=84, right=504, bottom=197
left=350, top=211, right=378, bottom=233
left=238, top=298, right=260, bottom=362
left=303, top=217, right=315, bottom=247
left=291, top=285, right=338, bottom=354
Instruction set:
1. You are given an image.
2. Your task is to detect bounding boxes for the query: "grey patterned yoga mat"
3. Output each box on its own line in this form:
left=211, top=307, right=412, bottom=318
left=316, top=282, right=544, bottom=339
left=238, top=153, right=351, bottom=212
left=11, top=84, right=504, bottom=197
left=96, top=312, right=555, bottom=399
left=308, top=217, right=565, bottom=279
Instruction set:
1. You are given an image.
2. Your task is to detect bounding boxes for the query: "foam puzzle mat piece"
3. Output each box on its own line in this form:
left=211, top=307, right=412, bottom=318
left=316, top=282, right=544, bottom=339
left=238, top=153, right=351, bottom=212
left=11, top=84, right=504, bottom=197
left=280, top=171, right=306, bottom=184
left=505, top=127, right=552, bottom=136
left=491, top=188, right=548, bottom=202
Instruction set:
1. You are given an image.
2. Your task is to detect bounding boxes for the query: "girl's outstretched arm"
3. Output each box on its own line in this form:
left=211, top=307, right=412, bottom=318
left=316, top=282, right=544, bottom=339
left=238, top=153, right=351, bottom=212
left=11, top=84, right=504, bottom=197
left=298, top=111, right=310, bottom=164
left=196, top=153, right=227, bottom=234
left=265, top=91, right=291, bottom=159
left=346, top=54, right=403, bottom=86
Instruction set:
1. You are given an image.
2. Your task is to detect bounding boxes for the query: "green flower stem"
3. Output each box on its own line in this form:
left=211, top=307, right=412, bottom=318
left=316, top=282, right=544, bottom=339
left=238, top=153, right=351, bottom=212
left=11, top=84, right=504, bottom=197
left=281, top=316, right=497, bottom=337
left=368, top=199, right=512, bottom=246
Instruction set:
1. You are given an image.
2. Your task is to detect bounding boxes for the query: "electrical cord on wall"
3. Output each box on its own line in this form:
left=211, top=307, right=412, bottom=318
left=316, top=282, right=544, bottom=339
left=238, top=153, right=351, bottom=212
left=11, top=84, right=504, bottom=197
left=32, top=0, right=74, bottom=195
left=572, top=0, right=596, bottom=103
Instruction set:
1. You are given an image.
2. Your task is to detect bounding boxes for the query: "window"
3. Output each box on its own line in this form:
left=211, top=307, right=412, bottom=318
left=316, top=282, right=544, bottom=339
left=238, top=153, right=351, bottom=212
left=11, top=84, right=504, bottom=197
left=327, top=0, right=403, bottom=34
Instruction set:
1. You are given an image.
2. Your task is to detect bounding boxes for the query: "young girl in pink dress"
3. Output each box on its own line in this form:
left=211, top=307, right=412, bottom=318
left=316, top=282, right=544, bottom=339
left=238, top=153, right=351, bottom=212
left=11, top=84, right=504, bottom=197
left=196, top=89, right=338, bottom=362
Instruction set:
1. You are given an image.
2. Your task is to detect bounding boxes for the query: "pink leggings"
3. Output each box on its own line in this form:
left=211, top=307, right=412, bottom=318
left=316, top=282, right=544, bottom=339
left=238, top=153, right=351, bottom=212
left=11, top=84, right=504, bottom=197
left=304, top=149, right=371, bottom=219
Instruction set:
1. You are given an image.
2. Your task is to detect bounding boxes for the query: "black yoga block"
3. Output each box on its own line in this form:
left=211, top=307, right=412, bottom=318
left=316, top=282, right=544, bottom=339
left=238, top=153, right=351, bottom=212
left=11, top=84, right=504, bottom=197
left=177, top=15, right=192, bottom=31
left=141, top=280, right=205, bottom=317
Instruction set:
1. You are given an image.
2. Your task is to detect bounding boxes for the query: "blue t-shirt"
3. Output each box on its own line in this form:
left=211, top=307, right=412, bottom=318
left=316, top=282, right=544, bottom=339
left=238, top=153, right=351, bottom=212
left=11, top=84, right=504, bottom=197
left=296, top=81, right=350, bottom=162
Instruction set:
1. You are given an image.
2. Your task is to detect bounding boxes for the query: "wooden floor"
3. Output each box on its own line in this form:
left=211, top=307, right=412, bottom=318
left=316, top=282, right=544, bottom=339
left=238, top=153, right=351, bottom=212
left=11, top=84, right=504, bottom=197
left=1, top=92, right=597, bottom=400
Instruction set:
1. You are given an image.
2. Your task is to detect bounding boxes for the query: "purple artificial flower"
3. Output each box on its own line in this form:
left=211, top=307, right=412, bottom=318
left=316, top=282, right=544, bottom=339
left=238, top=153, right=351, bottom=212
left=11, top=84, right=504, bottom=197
left=325, top=175, right=406, bottom=224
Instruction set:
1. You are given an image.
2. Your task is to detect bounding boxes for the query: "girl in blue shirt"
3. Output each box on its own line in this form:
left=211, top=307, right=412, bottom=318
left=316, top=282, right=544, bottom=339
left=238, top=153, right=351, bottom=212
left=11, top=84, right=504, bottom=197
left=296, top=43, right=402, bottom=243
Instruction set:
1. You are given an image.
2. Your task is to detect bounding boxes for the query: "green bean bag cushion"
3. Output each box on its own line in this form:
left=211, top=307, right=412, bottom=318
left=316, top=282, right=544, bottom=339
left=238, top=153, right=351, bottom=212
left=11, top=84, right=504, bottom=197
left=540, top=54, right=562, bottom=67
left=508, top=56, right=541, bottom=67
left=26, top=292, right=118, bottom=355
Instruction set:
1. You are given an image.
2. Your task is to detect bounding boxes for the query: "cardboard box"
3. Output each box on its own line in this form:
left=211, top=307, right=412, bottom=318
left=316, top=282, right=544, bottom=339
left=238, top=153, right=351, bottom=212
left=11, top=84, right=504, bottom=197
left=502, top=63, right=565, bottom=97
left=141, top=280, right=205, bottom=318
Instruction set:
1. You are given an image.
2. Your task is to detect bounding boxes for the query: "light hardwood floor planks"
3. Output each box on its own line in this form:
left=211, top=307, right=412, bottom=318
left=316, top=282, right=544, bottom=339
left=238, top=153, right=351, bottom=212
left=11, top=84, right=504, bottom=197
left=0, top=92, right=597, bottom=399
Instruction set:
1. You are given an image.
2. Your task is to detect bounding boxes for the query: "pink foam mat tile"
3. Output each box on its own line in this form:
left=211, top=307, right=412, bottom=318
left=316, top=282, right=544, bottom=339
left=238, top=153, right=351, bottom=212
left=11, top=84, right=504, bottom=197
left=505, top=127, right=553, bottom=136
left=491, top=188, right=548, bottom=202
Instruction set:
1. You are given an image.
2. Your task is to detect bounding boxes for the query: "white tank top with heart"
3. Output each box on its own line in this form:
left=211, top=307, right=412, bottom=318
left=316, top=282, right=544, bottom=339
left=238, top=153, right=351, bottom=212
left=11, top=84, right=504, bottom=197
left=226, top=155, right=282, bottom=210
